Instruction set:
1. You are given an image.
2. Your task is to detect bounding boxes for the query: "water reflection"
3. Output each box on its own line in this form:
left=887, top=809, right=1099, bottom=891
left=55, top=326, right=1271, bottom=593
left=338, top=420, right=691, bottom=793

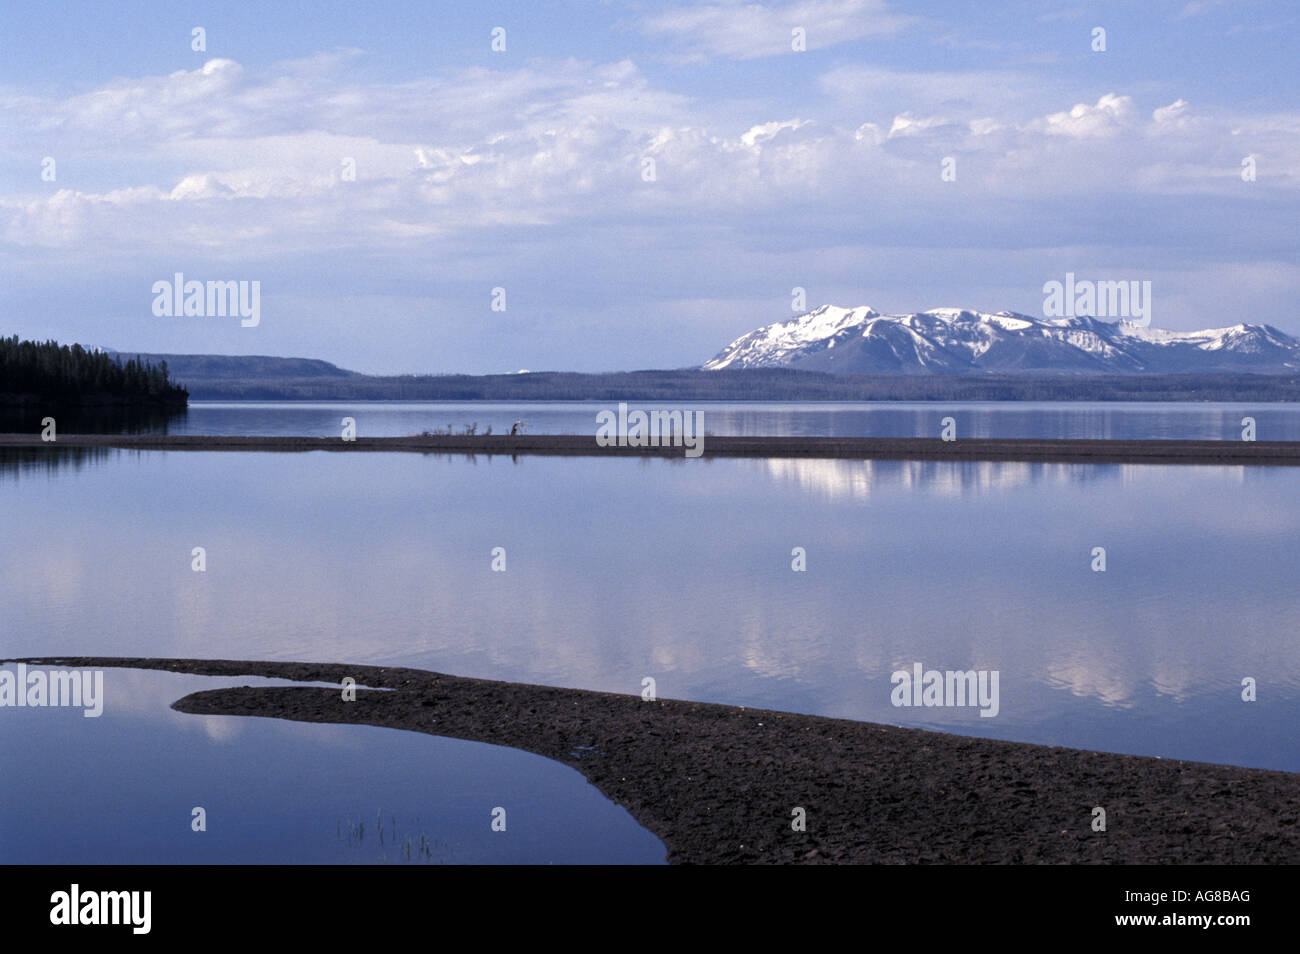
left=759, top=457, right=1135, bottom=499
left=1, top=451, right=1296, bottom=773
left=136, top=401, right=1300, bottom=441
left=0, top=446, right=116, bottom=480
left=0, top=404, right=187, bottom=435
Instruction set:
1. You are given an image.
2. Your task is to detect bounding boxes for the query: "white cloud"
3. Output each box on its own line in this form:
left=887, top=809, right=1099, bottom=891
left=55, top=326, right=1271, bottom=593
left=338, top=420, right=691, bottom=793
left=2, top=51, right=1298, bottom=369
left=816, top=64, right=1049, bottom=122
left=1038, top=93, right=1137, bottom=138
left=639, top=0, right=917, bottom=61
left=1152, top=98, right=1192, bottom=127
left=740, top=118, right=809, bottom=146
left=887, top=113, right=954, bottom=137
left=1175, top=0, right=1232, bottom=20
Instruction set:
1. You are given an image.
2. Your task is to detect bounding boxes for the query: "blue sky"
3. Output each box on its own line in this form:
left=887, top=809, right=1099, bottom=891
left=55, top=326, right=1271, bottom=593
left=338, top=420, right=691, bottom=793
left=1, top=0, right=1297, bottom=373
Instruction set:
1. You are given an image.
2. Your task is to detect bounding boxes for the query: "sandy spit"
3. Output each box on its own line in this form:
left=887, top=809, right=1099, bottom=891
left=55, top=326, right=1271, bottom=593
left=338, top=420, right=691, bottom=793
left=4, top=432, right=1300, bottom=464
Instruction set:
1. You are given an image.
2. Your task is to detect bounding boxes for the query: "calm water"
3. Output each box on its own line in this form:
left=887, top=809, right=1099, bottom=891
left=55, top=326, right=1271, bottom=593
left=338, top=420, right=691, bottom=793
left=3, top=405, right=1299, bottom=862
left=163, top=400, right=1300, bottom=440
left=0, top=670, right=664, bottom=864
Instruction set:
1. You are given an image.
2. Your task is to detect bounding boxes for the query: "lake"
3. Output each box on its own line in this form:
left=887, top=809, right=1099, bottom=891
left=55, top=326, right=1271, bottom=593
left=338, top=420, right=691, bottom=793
left=165, top=400, right=1300, bottom=440
left=2, top=401, right=1298, bottom=862
left=8, top=399, right=1300, bottom=442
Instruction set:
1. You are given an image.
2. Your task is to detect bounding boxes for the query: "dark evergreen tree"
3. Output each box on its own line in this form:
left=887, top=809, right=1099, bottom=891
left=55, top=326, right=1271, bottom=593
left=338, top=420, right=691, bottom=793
left=0, top=336, right=188, bottom=406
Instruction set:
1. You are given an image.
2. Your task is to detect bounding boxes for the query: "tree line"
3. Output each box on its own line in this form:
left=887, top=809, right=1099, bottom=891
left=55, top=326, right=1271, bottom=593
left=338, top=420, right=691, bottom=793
left=0, top=335, right=188, bottom=406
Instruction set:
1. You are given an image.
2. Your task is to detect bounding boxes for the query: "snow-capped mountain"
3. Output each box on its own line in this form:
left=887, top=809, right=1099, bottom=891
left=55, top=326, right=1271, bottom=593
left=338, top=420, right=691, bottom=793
left=702, top=306, right=1300, bottom=374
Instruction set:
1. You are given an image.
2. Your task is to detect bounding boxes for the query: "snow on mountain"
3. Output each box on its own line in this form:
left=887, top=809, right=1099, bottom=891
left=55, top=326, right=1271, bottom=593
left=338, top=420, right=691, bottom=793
left=702, top=306, right=1300, bottom=374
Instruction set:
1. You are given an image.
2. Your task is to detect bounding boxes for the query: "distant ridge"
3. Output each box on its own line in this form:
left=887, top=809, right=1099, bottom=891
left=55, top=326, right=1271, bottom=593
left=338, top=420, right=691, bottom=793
left=80, top=345, right=1300, bottom=403
left=72, top=359, right=1300, bottom=404
left=109, top=351, right=358, bottom=382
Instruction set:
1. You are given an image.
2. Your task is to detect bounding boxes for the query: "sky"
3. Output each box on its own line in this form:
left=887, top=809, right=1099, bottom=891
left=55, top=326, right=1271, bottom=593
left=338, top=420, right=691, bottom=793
left=1, top=0, right=1297, bottom=374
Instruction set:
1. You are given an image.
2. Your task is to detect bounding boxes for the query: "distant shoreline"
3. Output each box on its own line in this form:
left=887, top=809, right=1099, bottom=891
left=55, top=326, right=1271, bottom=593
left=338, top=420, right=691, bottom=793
left=5, top=432, right=1300, bottom=465
left=10, top=655, right=1300, bottom=864
left=90, top=356, right=1300, bottom=403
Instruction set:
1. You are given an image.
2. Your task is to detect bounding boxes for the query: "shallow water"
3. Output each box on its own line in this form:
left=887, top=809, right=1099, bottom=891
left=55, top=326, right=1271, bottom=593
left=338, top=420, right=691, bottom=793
left=0, top=669, right=665, bottom=864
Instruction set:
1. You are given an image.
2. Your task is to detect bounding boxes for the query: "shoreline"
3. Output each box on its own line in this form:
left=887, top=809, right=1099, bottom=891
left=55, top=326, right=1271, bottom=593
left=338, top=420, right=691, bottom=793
left=4, top=432, right=1300, bottom=464
left=11, top=655, right=1300, bottom=864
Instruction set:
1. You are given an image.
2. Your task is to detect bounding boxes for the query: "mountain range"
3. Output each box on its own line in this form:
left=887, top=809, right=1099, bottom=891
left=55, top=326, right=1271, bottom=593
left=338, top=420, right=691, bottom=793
left=702, top=306, right=1300, bottom=374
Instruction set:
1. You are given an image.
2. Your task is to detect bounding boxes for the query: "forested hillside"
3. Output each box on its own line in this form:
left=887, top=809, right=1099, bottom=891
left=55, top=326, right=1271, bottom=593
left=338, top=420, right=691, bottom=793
left=0, top=336, right=188, bottom=406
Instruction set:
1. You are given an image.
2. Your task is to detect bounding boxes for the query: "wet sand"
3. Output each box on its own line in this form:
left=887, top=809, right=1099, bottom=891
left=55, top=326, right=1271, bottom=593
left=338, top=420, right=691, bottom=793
left=12, top=656, right=1300, bottom=864
left=4, top=432, right=1300, bottom=464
